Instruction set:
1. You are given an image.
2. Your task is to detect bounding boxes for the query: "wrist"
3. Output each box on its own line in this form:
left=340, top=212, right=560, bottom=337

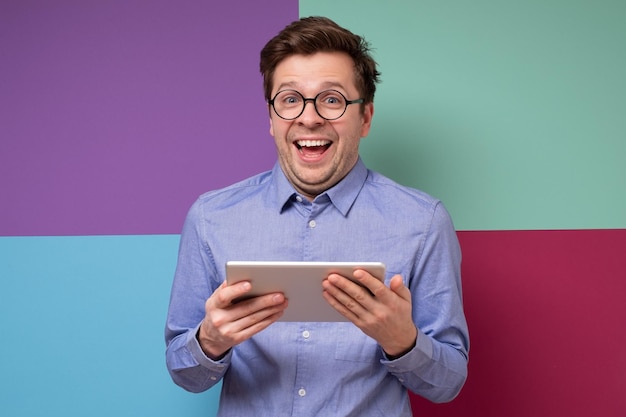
left=385, top=338, right=416, bottom=360
left=384, top=327, right=418, bottom=360
left=196, top=323, right=229, bottom=360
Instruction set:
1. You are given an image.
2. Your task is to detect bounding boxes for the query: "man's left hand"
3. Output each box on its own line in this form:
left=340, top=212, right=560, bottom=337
left=322, top=270, right=417, bottom=358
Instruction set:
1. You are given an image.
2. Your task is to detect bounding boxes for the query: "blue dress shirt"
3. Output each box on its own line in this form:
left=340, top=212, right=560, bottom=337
left=165, top=158, right=469, bottom=417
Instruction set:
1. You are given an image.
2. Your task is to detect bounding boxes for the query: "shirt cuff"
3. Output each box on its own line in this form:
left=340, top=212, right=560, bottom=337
left=186, top=322, right=233, bottom=371
left=381, top=328, right=433, bottom=371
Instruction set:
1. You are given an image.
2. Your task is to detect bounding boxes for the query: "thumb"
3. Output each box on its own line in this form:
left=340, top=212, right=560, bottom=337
left=389, top=274, right=411, bottom=302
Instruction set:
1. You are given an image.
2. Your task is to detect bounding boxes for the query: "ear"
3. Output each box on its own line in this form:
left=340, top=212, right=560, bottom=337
left=360, top=102, right=374, bottom=138
left=268, top=104, right=275, bottom=137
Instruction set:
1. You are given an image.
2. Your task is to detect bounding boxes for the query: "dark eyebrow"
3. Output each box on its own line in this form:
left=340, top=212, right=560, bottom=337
left=274, top=81, right=349, bottom=95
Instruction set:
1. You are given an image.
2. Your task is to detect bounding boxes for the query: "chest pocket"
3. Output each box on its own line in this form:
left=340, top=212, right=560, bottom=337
left=334, top=323, right=381, bottom=362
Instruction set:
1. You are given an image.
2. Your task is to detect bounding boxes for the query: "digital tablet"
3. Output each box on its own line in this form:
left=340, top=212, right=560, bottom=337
left=225, top=261, right=386, bottom=322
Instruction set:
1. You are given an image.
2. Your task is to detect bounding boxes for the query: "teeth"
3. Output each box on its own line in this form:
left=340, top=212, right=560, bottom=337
left=297, top=140, right=330, bottom=147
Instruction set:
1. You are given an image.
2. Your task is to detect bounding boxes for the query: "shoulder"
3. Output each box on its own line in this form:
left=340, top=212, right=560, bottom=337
left=364, top=170, right=441, bottom=210
left=192, top=170, right=273, bottom=211
left=362, top=169, right=457, bottom=229
left=364, top=171, right=460, bottom=250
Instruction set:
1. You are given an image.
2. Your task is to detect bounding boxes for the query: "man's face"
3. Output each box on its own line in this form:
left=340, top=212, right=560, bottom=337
left=269, top=52, right=374, bottom=200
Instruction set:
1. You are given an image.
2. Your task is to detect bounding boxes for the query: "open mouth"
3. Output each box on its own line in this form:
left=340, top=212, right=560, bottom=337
left=295, top=139, right=331, bottom=158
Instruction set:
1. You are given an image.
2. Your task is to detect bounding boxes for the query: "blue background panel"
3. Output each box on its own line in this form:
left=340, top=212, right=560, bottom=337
left=0, top=235, right=219, bottom=416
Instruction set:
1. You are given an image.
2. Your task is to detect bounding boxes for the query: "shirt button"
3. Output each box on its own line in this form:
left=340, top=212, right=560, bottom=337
left=295, top=196, right=303, bottom=203
left=298, top=388, right=306, bottom=397
left=308, top=220, right=316, bottom=228
left=302, top=330, right=310, bottom=339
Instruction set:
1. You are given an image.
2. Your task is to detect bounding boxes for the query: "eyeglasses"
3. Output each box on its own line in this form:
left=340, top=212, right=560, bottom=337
left=268, top=89, right=364, bottom=121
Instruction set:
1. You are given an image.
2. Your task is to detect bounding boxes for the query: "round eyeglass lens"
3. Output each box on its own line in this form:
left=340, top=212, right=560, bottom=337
left=314, top=90, right=347, bottom=120
left=271, top=90, right=349, bottom=120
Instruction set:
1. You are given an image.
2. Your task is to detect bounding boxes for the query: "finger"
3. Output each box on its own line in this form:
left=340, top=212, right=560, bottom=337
left=353, top=271, right=410, bottom=306
left=205, top=294, right=287, bottom=342
left=222, top=291, right=286, bottom=326
left=322, top=288, right=360, bottom=322
left=327, top=273, right=371, bottom=302
left=234, top=300, right=288, bottom=333
left=352, top=269, right=387, bottom=296
left=324, top=274, right=371, bottom=314
left=221, top=309, right=286, bottom=350
left=199, top=301, right=287, bottom=360
left=235, top=292, right=287, bottom=317
left=389, top=274, right=412, bottom=302
left=212, top=280, right=252, bottom=308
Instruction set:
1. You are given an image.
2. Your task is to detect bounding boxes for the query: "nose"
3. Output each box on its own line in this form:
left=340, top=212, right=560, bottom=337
left=297, top=98, right=324, bottom=125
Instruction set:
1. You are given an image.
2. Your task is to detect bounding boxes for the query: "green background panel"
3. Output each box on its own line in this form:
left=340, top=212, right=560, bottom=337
left=300, top=0, right=626, bottom=230
left=0, top=236, right=219, bottom=417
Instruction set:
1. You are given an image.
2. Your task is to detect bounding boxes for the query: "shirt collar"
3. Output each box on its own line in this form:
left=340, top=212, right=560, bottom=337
left=324, top=158, right=367, bottom=216
left=270, top=158, right=368, bottom=217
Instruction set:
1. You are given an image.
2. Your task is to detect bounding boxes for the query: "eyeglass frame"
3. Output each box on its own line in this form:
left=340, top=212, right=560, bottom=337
left=267, top=89, right=365, bottom=121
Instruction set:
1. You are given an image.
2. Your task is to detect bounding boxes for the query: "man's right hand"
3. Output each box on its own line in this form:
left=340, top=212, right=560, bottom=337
left=197, top=280, right=288, bottom=360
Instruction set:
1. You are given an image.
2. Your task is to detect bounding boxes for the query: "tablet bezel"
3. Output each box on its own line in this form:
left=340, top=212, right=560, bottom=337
left=225, top=261, right=386, bottom=322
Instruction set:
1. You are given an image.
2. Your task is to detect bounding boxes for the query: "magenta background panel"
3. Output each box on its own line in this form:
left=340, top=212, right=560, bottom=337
left=0, top=0, right=298, bottom=236
left=411, top=229, right=626, bottom=417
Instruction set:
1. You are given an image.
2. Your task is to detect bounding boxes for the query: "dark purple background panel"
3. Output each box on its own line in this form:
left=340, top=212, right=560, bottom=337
left=0, top=0, right=298, bottom=236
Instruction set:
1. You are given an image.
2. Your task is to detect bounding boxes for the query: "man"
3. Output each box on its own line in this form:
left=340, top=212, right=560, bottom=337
left=165, top=16, right=469, bottom=416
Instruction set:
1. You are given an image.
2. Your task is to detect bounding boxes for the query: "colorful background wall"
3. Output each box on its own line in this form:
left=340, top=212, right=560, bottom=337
left=1, top=1, right=624, bottom=416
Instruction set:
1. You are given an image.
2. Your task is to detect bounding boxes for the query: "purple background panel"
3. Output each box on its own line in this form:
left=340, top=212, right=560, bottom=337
left=0, top=0, right=298, bottom=236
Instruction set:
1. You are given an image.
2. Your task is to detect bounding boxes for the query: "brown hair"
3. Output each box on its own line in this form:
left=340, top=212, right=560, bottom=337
left=260, top=16, right=381, bottom=104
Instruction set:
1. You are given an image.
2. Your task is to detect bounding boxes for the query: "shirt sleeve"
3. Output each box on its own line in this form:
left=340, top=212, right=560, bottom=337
left=382, top=201, right=469, bottom=403
left=165, top=199, right=229, bottom=393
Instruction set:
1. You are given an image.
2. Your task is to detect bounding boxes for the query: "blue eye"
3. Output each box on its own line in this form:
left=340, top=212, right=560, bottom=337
left=318, top=91, right=344, bottom=107
left=277, top=91, right=302, bottom=107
